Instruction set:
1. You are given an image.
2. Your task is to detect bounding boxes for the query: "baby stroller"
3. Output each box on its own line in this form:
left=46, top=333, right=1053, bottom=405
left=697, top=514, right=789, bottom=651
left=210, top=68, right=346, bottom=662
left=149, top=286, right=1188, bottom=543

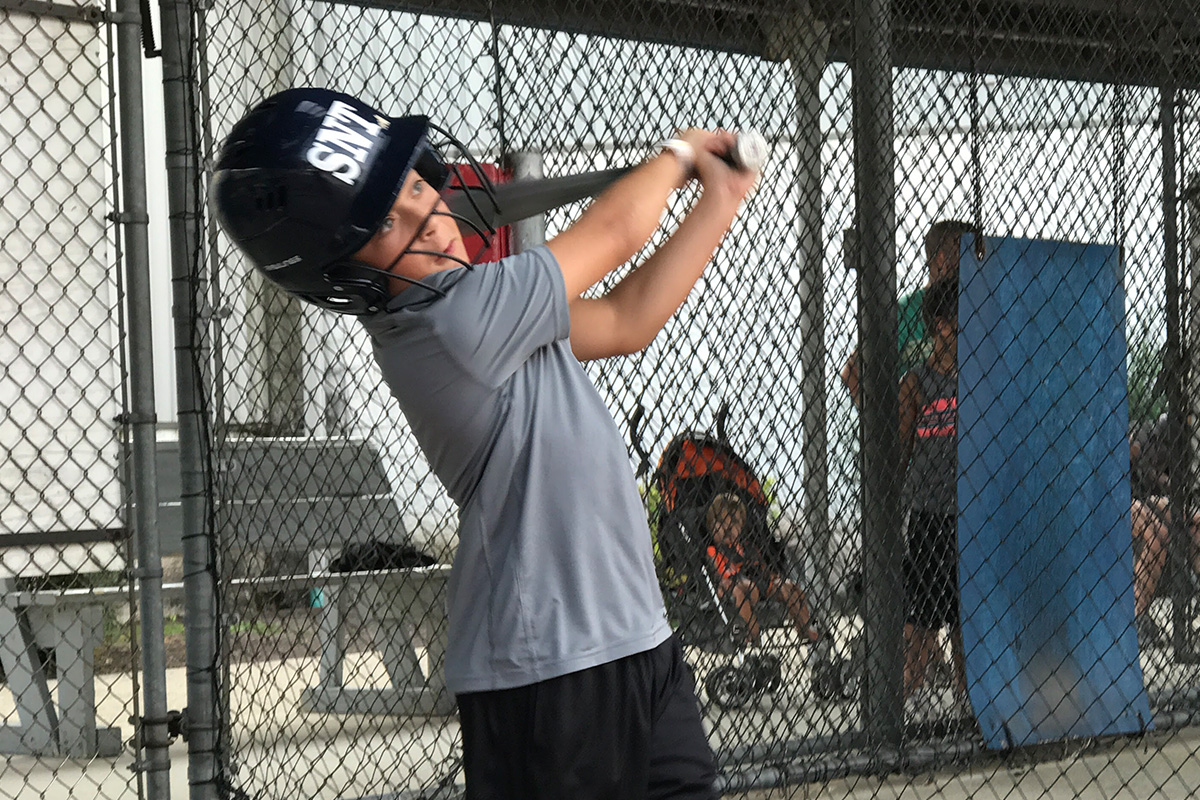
left=633, top=404, right=855, bottom=708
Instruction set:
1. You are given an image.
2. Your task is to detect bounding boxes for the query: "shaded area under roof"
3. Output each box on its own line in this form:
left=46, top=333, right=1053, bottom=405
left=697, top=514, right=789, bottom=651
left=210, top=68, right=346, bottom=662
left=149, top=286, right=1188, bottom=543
left=354, top=0, right=1200, bottom=88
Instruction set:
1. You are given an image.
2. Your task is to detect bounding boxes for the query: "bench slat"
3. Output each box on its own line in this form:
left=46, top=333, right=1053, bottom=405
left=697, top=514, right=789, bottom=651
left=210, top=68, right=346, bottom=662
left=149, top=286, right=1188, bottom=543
left=3, top=567, right=450, bottom=608
left=218, top=437, right=394, bottom=500
left=220, top=495, right=409, bottom=553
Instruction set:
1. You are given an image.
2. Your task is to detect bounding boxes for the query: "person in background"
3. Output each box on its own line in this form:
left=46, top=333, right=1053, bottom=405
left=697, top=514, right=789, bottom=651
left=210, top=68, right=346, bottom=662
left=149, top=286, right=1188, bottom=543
left=897, top=276, right=968, bottom=709
left=705, top=492, right=819, bottom=647
left=840, top=219, right=975, bottom=406
left=1130, top=410, right=1200, bottom=646
left=842, top=220, right=975, bottom=695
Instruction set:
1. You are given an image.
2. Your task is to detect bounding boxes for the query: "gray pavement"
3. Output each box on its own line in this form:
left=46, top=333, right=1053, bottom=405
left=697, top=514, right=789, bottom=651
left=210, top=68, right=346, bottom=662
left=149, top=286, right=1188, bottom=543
left=5, top=603, right=1200, bottom=800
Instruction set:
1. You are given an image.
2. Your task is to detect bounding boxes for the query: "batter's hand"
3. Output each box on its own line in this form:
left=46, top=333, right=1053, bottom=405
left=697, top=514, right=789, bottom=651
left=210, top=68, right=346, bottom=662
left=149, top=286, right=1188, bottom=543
left=675, top=128, right=759, bottom=205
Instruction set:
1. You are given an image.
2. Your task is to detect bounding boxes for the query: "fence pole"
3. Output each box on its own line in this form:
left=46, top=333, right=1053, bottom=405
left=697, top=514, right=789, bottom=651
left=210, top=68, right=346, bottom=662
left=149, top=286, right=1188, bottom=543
left=852, top=0, right=904, bottom=745
left=157, top=0, right=221, bottom=797
left=113, top=1, right=171, bottom=795
left=1187, top=170, right=1200, bottom=567
left=770, top=3, right=833, bottom=615
left=509, top=151, right=546, bottom=253
left=1159, top=38, right=1192, bottom=649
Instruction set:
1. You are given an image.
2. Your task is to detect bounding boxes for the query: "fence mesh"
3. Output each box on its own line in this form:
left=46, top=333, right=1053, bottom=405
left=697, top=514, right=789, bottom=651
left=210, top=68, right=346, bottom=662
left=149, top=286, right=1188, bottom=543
left=0, top=2, right=142, bottom=799
left=189, top=1, right=1200, bottom=799
left=171, top=3, right=1200, bottom=796
left=10, top=1, right=1200, bottom=799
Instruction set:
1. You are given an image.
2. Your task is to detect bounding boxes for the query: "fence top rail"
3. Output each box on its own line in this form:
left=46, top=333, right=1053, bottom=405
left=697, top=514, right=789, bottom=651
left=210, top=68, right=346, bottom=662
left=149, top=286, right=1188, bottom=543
left=227, top=566, right=452, bottom=590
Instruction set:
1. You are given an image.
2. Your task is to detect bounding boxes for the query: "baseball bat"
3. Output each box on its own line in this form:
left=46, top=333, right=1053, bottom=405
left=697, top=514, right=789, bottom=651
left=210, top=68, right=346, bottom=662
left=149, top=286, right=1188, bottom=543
left=445, top=130, right=767, bottom=233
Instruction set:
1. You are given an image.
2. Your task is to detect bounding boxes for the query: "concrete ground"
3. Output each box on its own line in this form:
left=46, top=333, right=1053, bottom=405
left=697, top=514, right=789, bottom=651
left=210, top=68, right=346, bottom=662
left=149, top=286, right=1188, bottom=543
left=7, top=691, right=1200, bottom=800
left=734, top=726, right=1200, bottom=800
left=4, top=605, right=1200, bottom=800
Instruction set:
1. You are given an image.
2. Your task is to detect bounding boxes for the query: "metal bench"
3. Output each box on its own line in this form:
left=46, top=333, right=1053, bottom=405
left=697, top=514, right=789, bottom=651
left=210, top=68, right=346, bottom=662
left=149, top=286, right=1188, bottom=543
left=217, top=436, right=455, bottom=712
left=0, top=580, right=185, bottom=757
left=293, top=566, right=454, bottom=716
left=1, top=564, right=454, bottom=758
left=219, top=436, right=413, bottom=567
left=217, top=436, right=454, bottom=714
left=1, top=435, right=450, bottom=757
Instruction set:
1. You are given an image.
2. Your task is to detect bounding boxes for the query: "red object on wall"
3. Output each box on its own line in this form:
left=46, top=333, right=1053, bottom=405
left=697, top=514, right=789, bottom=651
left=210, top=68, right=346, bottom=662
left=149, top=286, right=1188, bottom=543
left=448, top=162, right=512, bottom=264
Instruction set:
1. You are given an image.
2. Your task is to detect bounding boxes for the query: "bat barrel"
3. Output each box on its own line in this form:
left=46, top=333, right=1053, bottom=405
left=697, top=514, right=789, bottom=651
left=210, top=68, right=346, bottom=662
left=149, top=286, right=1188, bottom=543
left=444, top=167, right=632, bottom=231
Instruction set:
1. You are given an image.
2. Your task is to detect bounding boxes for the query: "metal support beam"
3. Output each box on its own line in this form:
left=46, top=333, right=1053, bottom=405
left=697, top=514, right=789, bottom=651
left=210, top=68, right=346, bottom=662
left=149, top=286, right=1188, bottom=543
left=158, top=0, right=219, bottom=795
left=852, top=0, right=904, bottom=746
left=113, top=0, right=171, bottom=793
left=1158, top=34, right=1194, bottom=657
left=0, top=0, right=103, bottom=23
left=508, top=151, right=547, bottom=253
left=766, top=2, right=834, bottom=624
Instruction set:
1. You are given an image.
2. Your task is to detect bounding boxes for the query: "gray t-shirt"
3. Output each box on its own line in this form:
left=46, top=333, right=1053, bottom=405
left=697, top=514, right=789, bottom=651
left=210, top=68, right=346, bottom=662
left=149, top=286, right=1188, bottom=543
left=360, top=246, right=671, bottom=693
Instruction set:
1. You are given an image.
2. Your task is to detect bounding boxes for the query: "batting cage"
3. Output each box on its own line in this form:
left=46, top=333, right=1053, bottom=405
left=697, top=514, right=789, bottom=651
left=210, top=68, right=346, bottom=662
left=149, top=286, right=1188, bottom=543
left=6, top=0, right=1200, bottom=799
left=0, top=3, right=160, bottom=800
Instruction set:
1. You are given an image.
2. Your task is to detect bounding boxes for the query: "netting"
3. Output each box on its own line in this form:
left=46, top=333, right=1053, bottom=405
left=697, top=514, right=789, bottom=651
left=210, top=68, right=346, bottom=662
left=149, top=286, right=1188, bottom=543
left=190, top=2, right=1200, bottom=798
left=187, top=1, right=1200, bottom=800
left=10, top=1, right=1200, bottom=799
left=0, top=3, right=143, bottom=799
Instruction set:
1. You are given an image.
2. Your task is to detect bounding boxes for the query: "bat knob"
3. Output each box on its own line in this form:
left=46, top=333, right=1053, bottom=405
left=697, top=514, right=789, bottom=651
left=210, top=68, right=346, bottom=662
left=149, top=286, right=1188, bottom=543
left=732, top=129, right=768, bottom=173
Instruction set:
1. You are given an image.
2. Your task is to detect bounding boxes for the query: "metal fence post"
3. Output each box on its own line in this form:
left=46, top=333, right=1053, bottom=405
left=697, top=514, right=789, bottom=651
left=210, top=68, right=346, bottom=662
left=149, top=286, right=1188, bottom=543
left=509, top=151, right=546, bottom=253
left=113, top=0, right=171, bottom=794
left=1187, top=171, right=1200, bottom=562
left=1159, top=40, right=1192, bottom=651
left=852, top=0, right=905, bottom=745
left=770, top=2, right=833, bottom=619
left=158, top=0, right=220, bottom=796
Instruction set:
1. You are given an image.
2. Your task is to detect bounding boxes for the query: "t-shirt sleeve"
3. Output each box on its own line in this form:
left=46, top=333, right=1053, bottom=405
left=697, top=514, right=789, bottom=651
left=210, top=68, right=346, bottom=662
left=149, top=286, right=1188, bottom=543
left=896, top=287, right=929, bottom=375
left=436, top=246, right=571, bottom=385
left=897, top=287, right=926, bottom=348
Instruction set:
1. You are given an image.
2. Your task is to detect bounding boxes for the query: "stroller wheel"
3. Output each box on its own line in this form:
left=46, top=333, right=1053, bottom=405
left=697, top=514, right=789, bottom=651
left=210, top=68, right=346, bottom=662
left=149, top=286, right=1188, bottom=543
left=705, top=664, right=757, bottom=710
left=750, top=653, right=783, bottom=692
left=839, top=658, right=863, bottom=700
left=812, top=658, right=846, bottom=701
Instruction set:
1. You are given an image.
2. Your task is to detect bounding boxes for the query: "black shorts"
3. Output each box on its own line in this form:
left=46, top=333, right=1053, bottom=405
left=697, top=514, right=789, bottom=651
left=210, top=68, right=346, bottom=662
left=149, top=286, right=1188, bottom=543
left=904, top=510, right=960, bottom=628
left=457, top=635, right=717, bottom=800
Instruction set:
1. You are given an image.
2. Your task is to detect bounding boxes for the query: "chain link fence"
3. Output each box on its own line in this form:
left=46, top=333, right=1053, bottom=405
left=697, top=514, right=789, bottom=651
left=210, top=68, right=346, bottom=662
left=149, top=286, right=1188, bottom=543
left=9, top=0, right=1200, bottom=799
left=184, top=1, right=1200, bottom=798
left=0, top=2, right=146, bottom=799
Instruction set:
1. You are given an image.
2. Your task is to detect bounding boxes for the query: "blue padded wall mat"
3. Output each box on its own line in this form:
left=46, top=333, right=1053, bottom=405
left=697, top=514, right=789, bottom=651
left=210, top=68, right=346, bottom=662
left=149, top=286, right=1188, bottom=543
left=957, top=236, right=1151, bottom=748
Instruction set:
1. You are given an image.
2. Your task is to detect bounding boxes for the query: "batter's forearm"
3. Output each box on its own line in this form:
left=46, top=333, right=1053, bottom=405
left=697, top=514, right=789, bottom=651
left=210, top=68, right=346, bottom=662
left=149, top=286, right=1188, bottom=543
left=601, top=192, right=742, bottom=351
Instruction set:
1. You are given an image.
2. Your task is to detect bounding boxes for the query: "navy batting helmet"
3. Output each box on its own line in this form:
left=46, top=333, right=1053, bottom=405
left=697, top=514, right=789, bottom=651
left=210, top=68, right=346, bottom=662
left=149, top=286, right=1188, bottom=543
left=210, top=87, right=494, bottom=314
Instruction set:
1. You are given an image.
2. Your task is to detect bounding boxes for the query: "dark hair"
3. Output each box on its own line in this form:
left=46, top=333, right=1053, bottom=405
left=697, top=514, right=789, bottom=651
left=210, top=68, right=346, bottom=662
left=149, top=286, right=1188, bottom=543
left=924, top=219, right=976, bottom=264
left=705, top=492, right=746, bottom=534
left=923, top=275, right=958, bottom=332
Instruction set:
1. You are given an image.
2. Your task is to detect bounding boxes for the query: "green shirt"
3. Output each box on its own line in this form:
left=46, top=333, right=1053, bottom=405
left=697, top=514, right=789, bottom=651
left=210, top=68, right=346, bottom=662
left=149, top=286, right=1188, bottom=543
left=898, top=287, right=931, bottom=374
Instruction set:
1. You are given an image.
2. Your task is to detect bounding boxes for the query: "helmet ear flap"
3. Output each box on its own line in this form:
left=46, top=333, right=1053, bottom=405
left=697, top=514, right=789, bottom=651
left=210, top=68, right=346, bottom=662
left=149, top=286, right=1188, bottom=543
left=294, top=260, right=391, bottom=315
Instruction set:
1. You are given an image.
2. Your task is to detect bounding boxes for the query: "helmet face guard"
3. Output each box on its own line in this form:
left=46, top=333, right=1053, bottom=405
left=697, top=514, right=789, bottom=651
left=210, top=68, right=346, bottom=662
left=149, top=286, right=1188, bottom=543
left=210, top=88, right=497, bottom=314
